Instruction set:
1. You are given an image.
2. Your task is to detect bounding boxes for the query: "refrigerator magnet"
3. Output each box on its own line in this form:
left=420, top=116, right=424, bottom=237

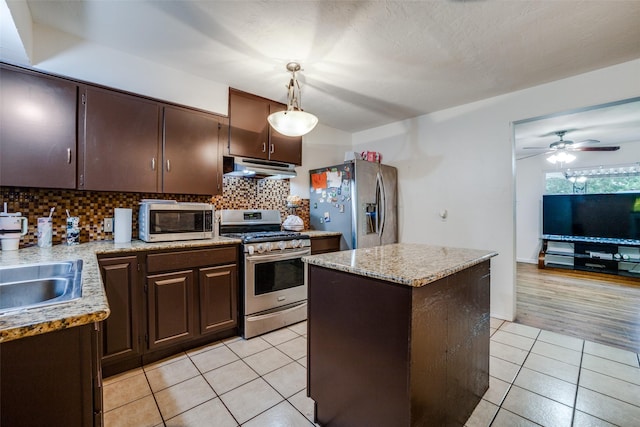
left=339, top=205, right=345, bottom=213
left=323, top=212, right=331, bottom=222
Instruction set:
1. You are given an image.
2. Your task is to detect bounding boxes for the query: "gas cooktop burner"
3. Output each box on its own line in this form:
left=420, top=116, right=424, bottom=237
left=224, top=231, right=310, bottom=243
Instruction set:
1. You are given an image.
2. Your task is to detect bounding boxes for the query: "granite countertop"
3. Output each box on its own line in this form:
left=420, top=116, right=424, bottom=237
left=0, top=237, right=241, bottom=343
left=302, top=243, right=498, bottom=287
left=303, top=230, right=343, bottom=238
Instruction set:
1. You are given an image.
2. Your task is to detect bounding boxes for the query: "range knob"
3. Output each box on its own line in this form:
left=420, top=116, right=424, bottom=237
left=264, top=242, right=272, bottom=252
left=256, top=244, right=265, bottom=253
left=247, top=246, right=255, bottom=255
left=278, top=241, right=287, bottom=250
left=291, top=239, right=299, bottom=248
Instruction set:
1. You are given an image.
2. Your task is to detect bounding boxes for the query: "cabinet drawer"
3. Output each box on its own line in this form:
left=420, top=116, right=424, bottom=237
left=147, top=246, right=237, bottom=273
left=311, top=235, right=341, bottom=255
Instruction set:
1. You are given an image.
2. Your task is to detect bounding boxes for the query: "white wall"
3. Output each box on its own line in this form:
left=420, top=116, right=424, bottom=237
left=30, top=24, right=229, bottom=116
left=516, top=140, right=640, bottom=264
left=352, top=59, right=640, bottom=321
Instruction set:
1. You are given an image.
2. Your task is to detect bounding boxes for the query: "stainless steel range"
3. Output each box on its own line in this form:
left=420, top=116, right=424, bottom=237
left=219, top=210, right=310, bottom=339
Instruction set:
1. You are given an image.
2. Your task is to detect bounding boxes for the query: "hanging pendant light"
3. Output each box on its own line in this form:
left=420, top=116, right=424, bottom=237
left=267, top=62, right=318, bottom=137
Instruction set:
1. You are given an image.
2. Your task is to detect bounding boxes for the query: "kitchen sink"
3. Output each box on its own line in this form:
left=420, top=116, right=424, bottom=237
left=0, top=260, right=83, bottom=314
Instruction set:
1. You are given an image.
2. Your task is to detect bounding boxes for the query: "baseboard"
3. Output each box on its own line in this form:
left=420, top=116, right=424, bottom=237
left=517, top=258, right=537, bottom=264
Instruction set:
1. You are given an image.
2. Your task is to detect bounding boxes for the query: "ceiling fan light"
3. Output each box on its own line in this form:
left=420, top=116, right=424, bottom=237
left=547, top=151, right=575, bottom=164
left=267, top=109, right=318, bottom=137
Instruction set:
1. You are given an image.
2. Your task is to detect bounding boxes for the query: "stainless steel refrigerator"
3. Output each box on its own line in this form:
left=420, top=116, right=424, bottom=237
left=309, top=159, right=397, bottom=250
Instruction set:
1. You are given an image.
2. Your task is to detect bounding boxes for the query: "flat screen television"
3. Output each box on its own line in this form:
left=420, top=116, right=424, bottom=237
left=542, top=193, right=640, bottom=241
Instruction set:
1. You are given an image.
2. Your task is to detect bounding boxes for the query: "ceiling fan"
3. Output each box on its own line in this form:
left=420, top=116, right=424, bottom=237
left=521, top=130, right=620, bottom=163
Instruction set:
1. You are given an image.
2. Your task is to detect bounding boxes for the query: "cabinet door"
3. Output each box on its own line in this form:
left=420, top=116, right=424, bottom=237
left=98, top=256, right=141, bottom=364
left=1, top=324, right=98, bottom=427
left=268, top=102, right=303, bottom=165
left=147, top=270, right=196, bottom=350
left=81, top=86, right=160, bottom=192
left=163, top=106, right=222, bottom=195
left=0, top=65, right=77, bottom=188
left=199, top=264, right=238, bottom=335
left=228, top=89, right=269, bottom=159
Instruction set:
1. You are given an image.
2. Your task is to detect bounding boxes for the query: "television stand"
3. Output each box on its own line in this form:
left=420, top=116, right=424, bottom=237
left=540, top=235, right=640, bottom=278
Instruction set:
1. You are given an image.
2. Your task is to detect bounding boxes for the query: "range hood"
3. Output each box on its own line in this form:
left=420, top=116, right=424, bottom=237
left=223, top=156, right=297, bottom=179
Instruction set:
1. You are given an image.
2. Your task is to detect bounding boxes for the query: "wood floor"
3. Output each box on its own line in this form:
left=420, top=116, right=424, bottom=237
left=516, top=262, right=640, bottom=353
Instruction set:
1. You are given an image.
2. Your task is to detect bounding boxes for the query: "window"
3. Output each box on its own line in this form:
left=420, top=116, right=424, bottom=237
left=545, top=168, right=640, bottom=194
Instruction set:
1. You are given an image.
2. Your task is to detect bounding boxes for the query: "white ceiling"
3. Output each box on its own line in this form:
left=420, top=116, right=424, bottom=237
left=514, top=98, right=640, bottom=160
left=5, top=0, right=640, bottom=139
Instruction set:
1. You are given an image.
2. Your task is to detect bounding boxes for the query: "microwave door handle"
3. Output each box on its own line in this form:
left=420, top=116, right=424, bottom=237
left=376, top=171, right=385, bottom=238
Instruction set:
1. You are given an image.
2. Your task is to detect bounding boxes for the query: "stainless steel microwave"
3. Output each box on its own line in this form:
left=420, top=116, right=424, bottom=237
left=139, top=200, right=214, bottom=242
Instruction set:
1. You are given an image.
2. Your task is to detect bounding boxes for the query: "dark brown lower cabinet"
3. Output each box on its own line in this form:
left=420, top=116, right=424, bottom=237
left=98, top=256, right=141, bottom=365
left=147, top=270, right=196, bottom=350
left=310, top=235, right=341, bottom=255
left=307, top=261, right=490, bottom=427
left=99, top=246, right=239, bottom=376
left=199, top=264, right=238, bottom=335
left=0, top=323, right=102, bottom=427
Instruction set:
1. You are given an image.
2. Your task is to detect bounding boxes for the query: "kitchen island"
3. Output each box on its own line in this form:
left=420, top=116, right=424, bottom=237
left=302, top=243, right=497, bottom=427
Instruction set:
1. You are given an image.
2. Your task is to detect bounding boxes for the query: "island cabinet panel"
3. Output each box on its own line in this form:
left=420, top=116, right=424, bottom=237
left=308, top=267, right=412, bottom=426
left=80, top=86, right=161, bottom=192
left=0, top=64, right=78, bottom=189
left=307, top=261, right=491, bottom=427
left=0, top=323, right=102, bottom=427
left=147, top=270, right=197, bottom=350
left=98, top=256, right=142, bottom=365
left=228, top=88, right=302, bottom=165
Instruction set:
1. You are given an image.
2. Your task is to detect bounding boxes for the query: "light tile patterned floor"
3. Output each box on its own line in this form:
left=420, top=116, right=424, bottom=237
left=103, top=319, right=640, bottom=426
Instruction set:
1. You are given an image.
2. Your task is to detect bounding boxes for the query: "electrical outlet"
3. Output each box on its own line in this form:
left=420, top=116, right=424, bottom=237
left=104, top=217, right=113, bottom=233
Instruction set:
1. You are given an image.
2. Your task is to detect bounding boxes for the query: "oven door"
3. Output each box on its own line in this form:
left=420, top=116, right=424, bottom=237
left=244, top=247, right=310, bottom=316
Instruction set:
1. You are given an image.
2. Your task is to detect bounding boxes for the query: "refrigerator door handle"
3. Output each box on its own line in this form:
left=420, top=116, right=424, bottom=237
left=376, top=171, right=386, bottom=238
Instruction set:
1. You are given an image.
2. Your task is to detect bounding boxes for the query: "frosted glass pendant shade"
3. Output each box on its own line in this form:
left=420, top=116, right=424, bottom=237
left=268, top=109, right=318, bottom=137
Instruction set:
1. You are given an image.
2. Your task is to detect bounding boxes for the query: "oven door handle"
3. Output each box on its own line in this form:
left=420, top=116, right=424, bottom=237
left=246, top=301, right=308, bottom=322
left=246, top=248, right=311, bottom=263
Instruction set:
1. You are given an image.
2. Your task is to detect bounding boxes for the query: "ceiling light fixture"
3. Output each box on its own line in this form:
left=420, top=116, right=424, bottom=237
left=547, top=151, right=576, bottom=164
left=267, top=62, right=318, bottom=137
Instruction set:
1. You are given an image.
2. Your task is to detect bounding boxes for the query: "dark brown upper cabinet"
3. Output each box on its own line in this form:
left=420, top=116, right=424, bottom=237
left=163, top=106, right=226, bottom=195
left=80, top=87, right=226, bottom=195
left=0, top=64, right=78, bottom=189
left=79, top=86, right=161, bottom=192
left=228, top=88, right=302, bottom=165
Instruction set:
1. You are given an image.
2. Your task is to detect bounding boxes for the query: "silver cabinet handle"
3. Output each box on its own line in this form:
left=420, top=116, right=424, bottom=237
left=151, top=158, right=156, bottom=171
left=262, top=143, right=266, bottom=153
left=270, top=144, right=274, bottom=154
left=166, top=159, right=171, bottom=172
left=67, top=148, right=72, bottom=164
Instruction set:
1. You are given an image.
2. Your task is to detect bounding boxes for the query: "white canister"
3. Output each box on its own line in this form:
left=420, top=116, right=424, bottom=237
left=37, top=217, right=53, bottom=247
left=114, top=208, right=133, bottom=243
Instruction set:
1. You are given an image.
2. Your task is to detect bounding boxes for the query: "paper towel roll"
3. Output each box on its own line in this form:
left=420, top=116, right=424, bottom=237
left=114, top=208, right=132, bottom=243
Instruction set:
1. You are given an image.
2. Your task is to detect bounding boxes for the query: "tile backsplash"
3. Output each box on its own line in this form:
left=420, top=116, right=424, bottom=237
left=1, top=176, right=310, bottom=248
